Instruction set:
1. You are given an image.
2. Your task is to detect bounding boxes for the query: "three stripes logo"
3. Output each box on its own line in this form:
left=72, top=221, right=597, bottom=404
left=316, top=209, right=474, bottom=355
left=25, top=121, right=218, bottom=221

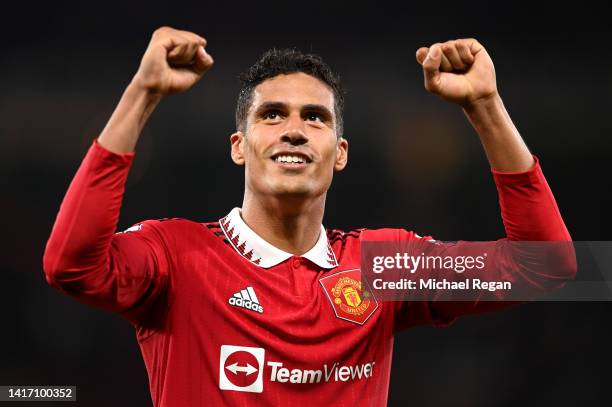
left=229, top=286, right=264, bottom=314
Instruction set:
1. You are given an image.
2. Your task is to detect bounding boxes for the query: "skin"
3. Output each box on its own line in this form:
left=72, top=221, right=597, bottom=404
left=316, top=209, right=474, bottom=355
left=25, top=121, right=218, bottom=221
left=415, top=39, right=534, bottom=172
left=97, top=26, right=214, bottom=153
left=229, top=73, right=348, bottom=254
left=97, top=28, right=534, bottom=256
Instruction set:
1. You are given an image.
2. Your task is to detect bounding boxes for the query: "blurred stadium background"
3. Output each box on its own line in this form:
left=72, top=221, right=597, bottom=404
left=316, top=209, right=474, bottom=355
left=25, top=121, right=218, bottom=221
left=1, top=1, right=610, bottom=405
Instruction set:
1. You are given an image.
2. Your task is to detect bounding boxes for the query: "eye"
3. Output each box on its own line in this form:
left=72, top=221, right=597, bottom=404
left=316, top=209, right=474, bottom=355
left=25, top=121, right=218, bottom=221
left=305, top=112, right=324, bottom=122
left=263, top=110, right=283, bottom=120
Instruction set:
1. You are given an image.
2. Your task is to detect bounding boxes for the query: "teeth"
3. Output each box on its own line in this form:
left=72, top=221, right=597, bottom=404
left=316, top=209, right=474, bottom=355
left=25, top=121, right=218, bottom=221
left=275, top=155, right=305, bottom=163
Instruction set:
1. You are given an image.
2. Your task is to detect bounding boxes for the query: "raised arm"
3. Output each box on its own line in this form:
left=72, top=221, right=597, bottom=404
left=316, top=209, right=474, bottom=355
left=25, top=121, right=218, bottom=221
left=99, top=26, right=213, bottom=153
left=384, top=39, right=576, bottom=330
left=42, top=27, right=213, bottom=323
left=416, top=38, right=533, bottom=172
left=414, top=38, right=570, bottom=241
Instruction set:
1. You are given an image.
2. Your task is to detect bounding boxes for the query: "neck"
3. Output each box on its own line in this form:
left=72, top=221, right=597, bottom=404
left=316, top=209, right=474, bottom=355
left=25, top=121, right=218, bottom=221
left=240, top=191, right=326, bottom=255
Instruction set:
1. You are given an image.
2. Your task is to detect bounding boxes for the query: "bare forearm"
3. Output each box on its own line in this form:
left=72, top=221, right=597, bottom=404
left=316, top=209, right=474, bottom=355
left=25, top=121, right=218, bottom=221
left=463, top=93, right=534, bottom=172
left=97, top=81, right=162, bottom=154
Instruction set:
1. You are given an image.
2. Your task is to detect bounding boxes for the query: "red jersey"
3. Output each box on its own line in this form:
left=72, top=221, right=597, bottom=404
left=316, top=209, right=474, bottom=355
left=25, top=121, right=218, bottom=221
left=43, top=139, right=573, bottom=406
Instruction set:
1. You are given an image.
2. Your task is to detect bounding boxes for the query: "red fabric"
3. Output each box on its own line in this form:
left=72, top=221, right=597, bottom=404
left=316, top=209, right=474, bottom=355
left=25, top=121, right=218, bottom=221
left=43, top=140, right=574, bottom=407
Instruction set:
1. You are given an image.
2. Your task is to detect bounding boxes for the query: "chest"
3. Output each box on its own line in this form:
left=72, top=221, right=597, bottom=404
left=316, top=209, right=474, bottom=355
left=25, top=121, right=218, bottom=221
left=168, top=241, right=387, bottom=357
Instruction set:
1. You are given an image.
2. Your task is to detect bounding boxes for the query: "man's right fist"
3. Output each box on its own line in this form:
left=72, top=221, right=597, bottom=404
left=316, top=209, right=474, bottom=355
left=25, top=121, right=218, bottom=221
left=133, top=26, right=214, bottom=96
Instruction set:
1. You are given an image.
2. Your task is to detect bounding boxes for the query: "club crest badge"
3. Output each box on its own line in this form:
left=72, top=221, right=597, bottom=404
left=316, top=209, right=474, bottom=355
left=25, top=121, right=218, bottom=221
left=319, top=269, right=379, bottom=325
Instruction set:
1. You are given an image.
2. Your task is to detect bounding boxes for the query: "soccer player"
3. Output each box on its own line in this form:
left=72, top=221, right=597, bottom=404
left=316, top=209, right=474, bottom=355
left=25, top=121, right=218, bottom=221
left=43, top=27, right=575, bottom=406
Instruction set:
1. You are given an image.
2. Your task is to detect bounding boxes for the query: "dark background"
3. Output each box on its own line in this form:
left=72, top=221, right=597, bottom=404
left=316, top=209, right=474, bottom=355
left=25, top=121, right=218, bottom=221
left=2, top=1, right=611, bottom=406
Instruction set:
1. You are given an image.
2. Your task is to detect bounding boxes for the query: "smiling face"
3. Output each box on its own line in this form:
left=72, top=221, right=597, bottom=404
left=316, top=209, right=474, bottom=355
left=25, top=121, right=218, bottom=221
left=230, top=72, right=348, bottom=199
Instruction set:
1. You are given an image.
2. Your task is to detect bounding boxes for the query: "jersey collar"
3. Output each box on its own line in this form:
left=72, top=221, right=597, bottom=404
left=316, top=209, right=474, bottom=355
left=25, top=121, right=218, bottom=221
left=219, top=207, right=338, bottom=269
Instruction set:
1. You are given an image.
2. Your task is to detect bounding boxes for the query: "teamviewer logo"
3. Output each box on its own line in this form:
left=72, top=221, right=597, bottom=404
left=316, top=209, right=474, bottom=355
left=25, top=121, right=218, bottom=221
left=219, top=345, right=265, bottom=393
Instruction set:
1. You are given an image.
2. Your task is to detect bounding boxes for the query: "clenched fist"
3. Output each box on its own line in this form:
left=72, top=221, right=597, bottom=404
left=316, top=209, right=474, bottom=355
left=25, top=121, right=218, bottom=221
left=416, top=39, right=497, bottom=107
left=133, top=26, right=214, bottom=96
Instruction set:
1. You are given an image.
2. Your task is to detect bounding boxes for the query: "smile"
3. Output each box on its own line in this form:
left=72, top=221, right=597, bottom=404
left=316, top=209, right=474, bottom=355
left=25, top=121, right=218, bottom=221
left=275, top=155, right=306, bottom=163
left=271, top=152, right=312, bottom=167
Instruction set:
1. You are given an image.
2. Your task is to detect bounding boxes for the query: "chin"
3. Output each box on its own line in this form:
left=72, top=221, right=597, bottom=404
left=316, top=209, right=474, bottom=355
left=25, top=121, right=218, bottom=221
left=267, top=178, right=323, bottom=196
left=272, top=184, right=313, bottom=197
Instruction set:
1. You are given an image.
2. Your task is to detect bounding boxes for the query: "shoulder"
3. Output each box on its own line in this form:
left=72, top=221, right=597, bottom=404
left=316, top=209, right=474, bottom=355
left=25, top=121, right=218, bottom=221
left=117, top=217, right=223, bottom=238
left=115, top=217, right=230, bottom=249
left=326, top=227, right=433, bottom=242
left=361, top=228, right=427, bottom=241
left=326, top=227, right=365, bottom=244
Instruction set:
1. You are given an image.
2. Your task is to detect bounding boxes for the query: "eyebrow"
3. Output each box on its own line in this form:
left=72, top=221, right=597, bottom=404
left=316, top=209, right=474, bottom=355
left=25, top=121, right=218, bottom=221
left=302, top=104, right=334, bottom=121
left=254, top=101, right=286, bottom=115
left=254, top=101, right=334, bottom=121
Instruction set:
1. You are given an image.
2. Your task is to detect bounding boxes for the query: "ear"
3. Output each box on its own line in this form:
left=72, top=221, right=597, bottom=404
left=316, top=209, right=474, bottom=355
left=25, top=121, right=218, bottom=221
left=230, top=131, right=246, bottom=166
left=334, top=137, right=348, bottom=171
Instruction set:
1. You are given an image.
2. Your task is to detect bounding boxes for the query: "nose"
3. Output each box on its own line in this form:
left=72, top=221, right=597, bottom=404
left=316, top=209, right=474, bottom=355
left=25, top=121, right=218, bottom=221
left=280, top=116, right=308, bottom=146
left=280, top=130, right=308, bottom=146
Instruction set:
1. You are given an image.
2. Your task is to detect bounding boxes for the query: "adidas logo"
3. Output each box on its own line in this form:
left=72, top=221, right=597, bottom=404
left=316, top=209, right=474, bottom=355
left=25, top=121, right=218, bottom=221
left=229, top=286, right=264, bottom=314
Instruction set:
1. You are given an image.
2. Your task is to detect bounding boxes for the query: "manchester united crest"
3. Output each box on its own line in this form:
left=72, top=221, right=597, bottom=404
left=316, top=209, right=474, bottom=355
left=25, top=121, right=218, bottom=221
left=319, top=269, right=379, bottom=325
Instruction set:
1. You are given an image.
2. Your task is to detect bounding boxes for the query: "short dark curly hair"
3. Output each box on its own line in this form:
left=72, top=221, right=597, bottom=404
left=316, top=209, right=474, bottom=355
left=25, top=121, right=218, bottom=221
left=235, top=48, right=344, bottom=137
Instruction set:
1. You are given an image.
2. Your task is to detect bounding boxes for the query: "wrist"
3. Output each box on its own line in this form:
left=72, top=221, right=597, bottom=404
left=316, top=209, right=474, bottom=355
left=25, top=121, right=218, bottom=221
left=462, top=91, right=501, bottom=113
left=462, top=92, right=506, bottom=129
left=124, top=79, right=164, bottom=128
left=128, top=75, right=165, bottom=104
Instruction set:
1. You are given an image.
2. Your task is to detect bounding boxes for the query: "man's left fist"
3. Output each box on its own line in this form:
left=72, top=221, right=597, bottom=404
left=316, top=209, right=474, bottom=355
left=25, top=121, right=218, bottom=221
left=416, top=39, right=497, bottom=107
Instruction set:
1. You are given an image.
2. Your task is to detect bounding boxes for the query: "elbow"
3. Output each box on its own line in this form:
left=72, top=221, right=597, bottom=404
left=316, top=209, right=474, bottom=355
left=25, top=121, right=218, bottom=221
left=560, top=242, right=578, bottom=281
left=42, top=245, right=62, bottom=287
left=42, top=242, right=76, bottom=288
left=551, top=226, right=577, bottom=280
left=541, top=241, right=578, bottom=289
left=42, top=243, right=110, bottom=293
left=516, top=241, right=577, bottom=293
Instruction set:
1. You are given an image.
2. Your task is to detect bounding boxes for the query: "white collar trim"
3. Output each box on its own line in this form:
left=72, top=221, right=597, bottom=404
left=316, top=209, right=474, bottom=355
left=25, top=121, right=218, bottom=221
left=219, top=207, right=338, bottom=269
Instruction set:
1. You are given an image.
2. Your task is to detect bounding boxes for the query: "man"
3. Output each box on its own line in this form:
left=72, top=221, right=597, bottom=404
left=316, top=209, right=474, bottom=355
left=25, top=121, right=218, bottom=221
left=43, top=26, right=574, bottom=406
